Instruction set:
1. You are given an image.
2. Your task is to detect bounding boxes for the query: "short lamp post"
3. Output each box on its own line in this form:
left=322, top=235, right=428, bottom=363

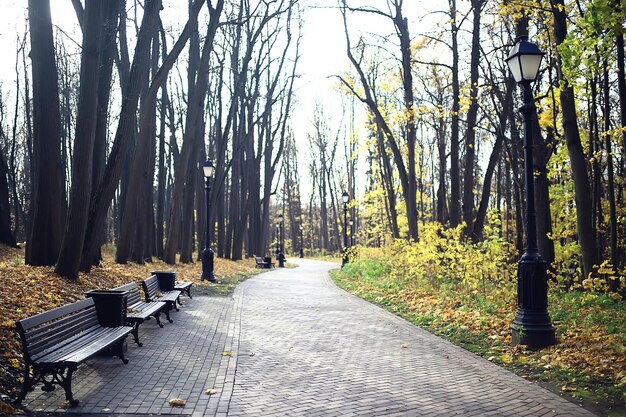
left=342, top=192, right=349, bottom=267
left=277, top=213, right=285, bottom=267
left=201, top=159, right=216, bottom=282
left=299, top=225, right=304, bottom=258
left=506, top=36, right=555, bottom=349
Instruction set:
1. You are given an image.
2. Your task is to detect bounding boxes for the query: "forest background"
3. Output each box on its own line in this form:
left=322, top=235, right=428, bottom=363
left=0, top=0, right=624, bottom=414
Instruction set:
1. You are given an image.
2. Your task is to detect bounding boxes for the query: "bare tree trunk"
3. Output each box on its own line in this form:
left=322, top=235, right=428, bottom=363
left=551, top=0, right=599, bottom=278
left=462, top=0, right=484, bottom=237
left=163, top=0, right=223, bottom=264
left=80, top=0, right=160, bottom=271
left=56, top=0, right=106, bottom=280
left=449, top=0, right=461, bottom=228
left=26, top=0, right=66, bottom=266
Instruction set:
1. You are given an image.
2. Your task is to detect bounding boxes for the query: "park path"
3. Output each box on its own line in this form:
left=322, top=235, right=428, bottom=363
left=20, top=259, right=594, bottom=416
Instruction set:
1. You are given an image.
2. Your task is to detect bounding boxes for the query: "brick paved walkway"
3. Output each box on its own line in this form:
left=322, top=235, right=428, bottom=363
left=20, top=259, right=595, bottom=416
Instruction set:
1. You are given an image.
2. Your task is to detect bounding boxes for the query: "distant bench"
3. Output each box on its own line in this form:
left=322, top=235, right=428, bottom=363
left=15, top=298, right=133, bottom=406
left=142, top=274, right=181, bottom=312
left=112, top=282, right=170, bottom=347
left=255, top=256, right=275, bottom=269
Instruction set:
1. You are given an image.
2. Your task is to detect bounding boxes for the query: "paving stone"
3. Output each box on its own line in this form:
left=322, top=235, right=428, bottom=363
left=17, top=259, right=596, bottom=416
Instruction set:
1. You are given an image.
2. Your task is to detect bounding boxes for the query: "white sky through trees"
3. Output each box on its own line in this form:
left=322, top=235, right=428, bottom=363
left=0, top=0, right=455, bottom=200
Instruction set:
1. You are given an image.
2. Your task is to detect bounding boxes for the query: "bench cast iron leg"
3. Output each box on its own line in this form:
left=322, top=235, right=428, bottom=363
left=14, top=364, right=32, bottom=404
left=164, top=308, right=173, bottom=323
left=154, top=312, right=163, bottom=327
left=62, top=367, right=79, bottom=407
left=132, top=323, right=143, bottom=347
left=116, top=340, right=129, bottom=364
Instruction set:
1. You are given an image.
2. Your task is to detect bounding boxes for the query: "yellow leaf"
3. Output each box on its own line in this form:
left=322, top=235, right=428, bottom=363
left=205, top=389, right=218, bottom=395
left=400, top=343, right=408, bottom=349
left=222, top=351, right=233, bottom=357
left=500, top=353, right=512, bottom=364
left=561, top=386, right=576, bottom=392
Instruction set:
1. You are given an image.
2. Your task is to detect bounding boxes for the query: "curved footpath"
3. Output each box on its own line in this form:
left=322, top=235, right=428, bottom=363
left=20, top=259, right=594, bottom=416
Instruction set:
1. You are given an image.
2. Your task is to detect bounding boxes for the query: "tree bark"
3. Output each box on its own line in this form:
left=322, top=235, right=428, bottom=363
left=462, top=0, right=484, bottom=237
left=551, top=0, right=599, bottom=278
left=26, top=0, right=66, bottom=265
left=56, top=0, right=106, bottom=280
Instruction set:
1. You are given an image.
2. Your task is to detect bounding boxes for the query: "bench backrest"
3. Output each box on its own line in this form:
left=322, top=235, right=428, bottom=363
left=141, top=275, right=160, bottom=302
left=255, top=256, right=263, bottom=263
left=112, top=282, right=143, bottom=307
left=16, top=298, right=100, bottom=364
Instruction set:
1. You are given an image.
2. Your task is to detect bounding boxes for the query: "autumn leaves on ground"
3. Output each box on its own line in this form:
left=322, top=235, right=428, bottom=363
left=0, top=244, right=258, bottom=405
left=332, top=226, right=625, bottom=416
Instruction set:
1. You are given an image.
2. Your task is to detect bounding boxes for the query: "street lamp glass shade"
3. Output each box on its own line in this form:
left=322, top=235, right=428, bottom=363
left=202, top=159, right=215, bottom=178
left=342, top=192, right=349, bottom=204
left=278, top=214, right=283, bottom=222
left=506, top=38, right=543, bottom=83
left=349, top=220, right=354, bottom=226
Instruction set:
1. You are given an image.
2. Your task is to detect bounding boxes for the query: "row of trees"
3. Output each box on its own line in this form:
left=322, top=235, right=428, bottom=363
left=299, top=0, right=624, bottom=290
left=0, top=0, right=300, bottom=279
left=0, top=0, right=623, bottom=290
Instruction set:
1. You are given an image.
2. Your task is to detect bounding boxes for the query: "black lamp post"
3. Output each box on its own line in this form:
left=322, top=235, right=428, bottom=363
left=299, top=225, right=304, bottom=258
left=277, top=213, right=285, bottom=267
left=201, top=159, right=216, bottom=282
left=506, top=36, right=555, bottom=349
left=342, top=192, right=349, bottom=267
left=349, top=219, right=354, bottom=247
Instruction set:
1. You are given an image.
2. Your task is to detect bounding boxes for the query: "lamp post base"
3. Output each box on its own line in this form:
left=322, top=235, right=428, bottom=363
left=510, top=252, right=555, bottom=349
left=201, top=248, right=215, bottom=282
left=278, top=252, right=285, bottom=268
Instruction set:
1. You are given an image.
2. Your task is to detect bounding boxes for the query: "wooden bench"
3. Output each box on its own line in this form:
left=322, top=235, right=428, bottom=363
left=174, top=281, right=193, bottom=298
left=112, top=282, right=170, bottom=347
left=141, top=274, right=181, bottom=312
left=255, top=256, right=275, bottom=269
left=15, top=298, right=133, bottom=406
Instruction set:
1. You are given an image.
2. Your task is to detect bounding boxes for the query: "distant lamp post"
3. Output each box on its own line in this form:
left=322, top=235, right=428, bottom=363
left=201, top=159, right=216, bottom=282
left=299, top=225, right=304, bottom=258
left=506, top=36, right=555, bottom=349
left=342, top=192, right=349, bottom=267
left=277, top=213, right=285, bottom=267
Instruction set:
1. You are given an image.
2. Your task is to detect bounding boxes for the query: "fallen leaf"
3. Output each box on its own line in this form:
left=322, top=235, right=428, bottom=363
left=205, top=389, right=218, bottom=395
left=400, top=343, right=408, bottom=349
left=561, top=386, right=576, bottom=392
left=168, top=398, right=186, bottom=407
left=222, top=351, right=233, bottom=357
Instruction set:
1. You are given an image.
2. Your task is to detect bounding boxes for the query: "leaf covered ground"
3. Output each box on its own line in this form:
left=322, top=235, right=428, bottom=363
left=0, top=244, right=258, bottom=403
left=332, top=243, right=625, bottom=416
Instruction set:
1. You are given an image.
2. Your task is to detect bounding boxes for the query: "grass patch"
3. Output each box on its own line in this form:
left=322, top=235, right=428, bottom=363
left=331, top=257, right=625, bottom=416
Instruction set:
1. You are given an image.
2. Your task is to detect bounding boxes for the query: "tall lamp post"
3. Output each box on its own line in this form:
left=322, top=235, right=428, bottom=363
left=342, top=192, right=349, bottom=267
left=506, top=36, right=555, bottom=349
left=299, top=225, right=304, bottom=258
left=201, top=159, right=216, bottom=282
left=277, top=213, right=285, bottom=267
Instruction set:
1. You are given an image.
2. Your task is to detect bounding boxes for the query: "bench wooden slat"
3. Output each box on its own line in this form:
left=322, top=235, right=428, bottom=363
left=43, top=327, right=132, bottom=366
left=24, top=307, right=97, bottom=342
left=18, top=298, right=96, bottom=331
left=28, top=319, right=101, bottom=359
